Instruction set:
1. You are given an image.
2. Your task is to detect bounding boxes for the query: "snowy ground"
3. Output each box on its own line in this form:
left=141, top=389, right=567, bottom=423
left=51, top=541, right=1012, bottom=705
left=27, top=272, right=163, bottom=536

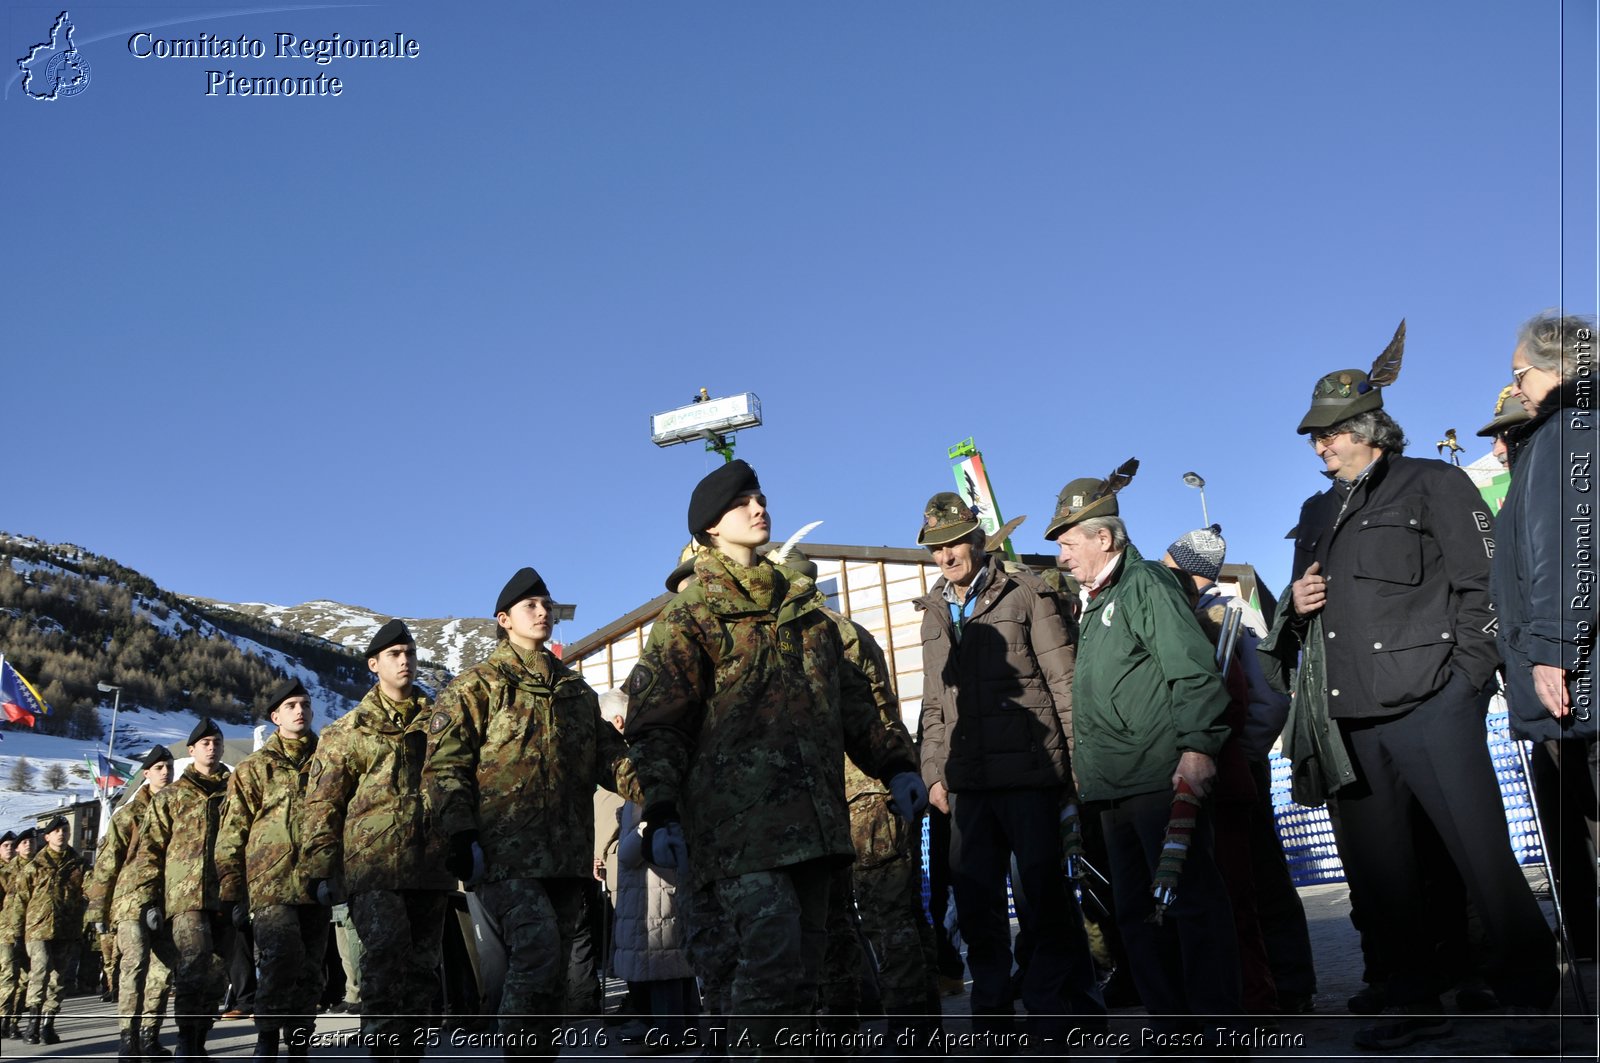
left=0, top=703, right=307, bottom=832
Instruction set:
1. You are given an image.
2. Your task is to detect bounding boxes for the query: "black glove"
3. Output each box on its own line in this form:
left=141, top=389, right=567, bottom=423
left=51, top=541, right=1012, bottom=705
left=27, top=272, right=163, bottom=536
left=446, top=830, right=480, bottom=884
left=231, top=902, right=250, bottom=931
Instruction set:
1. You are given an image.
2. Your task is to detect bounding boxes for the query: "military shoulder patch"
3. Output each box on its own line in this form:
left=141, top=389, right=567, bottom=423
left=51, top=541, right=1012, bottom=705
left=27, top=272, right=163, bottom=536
left=428, top=709, right=452, bottom=735
left=624, top=664, right=655, bottom=699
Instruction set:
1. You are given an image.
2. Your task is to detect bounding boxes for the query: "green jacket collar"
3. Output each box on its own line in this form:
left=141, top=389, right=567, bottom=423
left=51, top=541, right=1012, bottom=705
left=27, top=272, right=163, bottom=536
left=488, top=639, right=584, bottom=694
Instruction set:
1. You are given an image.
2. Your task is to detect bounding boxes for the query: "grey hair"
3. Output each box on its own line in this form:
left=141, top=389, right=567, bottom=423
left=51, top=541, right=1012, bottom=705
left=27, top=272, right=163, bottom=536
left=1517, top=311, right=1596, bottom=386
left=1333, top=409, right=1408, bottom=455
left=1073, top=515, right=1129, bottom=551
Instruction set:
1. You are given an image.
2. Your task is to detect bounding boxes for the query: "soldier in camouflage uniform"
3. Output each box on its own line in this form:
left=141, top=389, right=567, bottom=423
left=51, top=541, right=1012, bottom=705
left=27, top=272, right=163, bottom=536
left=217, top=677, right=327, bottom=1060
left=13, top=816, right=87, bottom=1044
left=88, top=744, right=176, bottom=1062
left=0, top=829, right=22, bottom=1038
left=624, top=461, right=926, bottom=1052
left=775, top=550, right=940, bottom=1046
left=426, top=567, right=635, bottom=1058
left=302, top=619, right=454, bottom=1062
left=124, top=718, right=235, bottom=1060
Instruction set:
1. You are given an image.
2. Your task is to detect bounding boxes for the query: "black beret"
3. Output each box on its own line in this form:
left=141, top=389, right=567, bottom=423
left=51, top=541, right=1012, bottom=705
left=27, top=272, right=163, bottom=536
left=40, top=815, right=68, bottom=835
left=187, top=717, right=222, bottom=746
left=140, top=745, right=173, bottom=770
left=0, top=831, right=14, bottom=844
left=364, top=619, right=414, bottom=660
left=263, top=676, right=310, bottom=714
left=14, top=828, right=35, bottom=844
left=688, top=460, right=761, bottom=539
left=495, top=567, right=550, bottom=616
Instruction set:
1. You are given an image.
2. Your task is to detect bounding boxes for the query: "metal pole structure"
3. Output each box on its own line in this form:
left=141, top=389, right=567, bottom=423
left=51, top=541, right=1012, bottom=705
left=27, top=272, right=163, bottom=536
left=97, top=682, right=121, bottom=761
left=1513, top=737, right=1593, bottom=1016
left=1182, top=472, right=1209, bottom=527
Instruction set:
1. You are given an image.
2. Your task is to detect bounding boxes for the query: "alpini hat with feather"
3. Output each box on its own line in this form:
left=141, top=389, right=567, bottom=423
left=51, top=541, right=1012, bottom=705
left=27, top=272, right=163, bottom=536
left=1297, top=319, right=1407, bottom=434
left=1476, top=384, right=1533, bottom=438
left=1045, top=458, right=1139, bottom=540
left=918, top=492, right=980, bottom=547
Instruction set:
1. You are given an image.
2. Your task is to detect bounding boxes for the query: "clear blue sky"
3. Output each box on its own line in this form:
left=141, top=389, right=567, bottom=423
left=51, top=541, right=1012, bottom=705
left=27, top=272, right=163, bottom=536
left=6, top=1, right=1596, bottom=647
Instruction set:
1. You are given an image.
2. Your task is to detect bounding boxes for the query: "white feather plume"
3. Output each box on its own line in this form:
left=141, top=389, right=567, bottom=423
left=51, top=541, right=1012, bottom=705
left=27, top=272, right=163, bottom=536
left=769, top=521, right=824, bottom=565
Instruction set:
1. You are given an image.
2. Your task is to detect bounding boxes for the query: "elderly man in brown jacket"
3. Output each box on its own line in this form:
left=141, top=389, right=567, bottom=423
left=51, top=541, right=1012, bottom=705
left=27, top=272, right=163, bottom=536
left=915, top=492, right=1104, bottom=1043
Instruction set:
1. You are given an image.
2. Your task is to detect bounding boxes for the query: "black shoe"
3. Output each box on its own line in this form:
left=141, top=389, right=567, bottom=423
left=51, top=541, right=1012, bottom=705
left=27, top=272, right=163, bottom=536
left=1353, top=1015, right=1451, bottom=1051
left=1278, top=991, right=1315, bottom=1014
left=119, top=1029, right=141, bottom=1063
left=1455, top=983, right=1499, bottom=1012
left=1346, top=984, right=1387, bottom=1015
left=144, top=1027, right=173, bottom=1058
left=253, top=1028, right=280, bottom=1061
left=41, top=1013, right=61, bottom=1045
left=25, top=1009, right=42, bottom=1045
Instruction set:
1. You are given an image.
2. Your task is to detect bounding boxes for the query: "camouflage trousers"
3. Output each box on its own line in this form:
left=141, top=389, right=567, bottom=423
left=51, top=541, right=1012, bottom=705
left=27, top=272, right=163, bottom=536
left=709, top=858, right=834, bottom=1052
left=25, top=939, right=78, bottom=1013
left=350, top=889, right=447, bottom=1045
left=819, top=868, right=866, bottom=1024
left=819, top=798, right=938, bottom=1016
left=0, top=939, right=26, bottom=1016
left=115, top=918, right=173, bottom=1032
left=100, top=930, right=119, bottom=992
left=851, top=832, right=938, bottom=1012
left=152, top=909, right=234, bottom=1025
left=252, top=904, right=330, bottom=1034
left=683, top=883, right=736, bottom=1017
left=475, top=876, right=584, bottom=1054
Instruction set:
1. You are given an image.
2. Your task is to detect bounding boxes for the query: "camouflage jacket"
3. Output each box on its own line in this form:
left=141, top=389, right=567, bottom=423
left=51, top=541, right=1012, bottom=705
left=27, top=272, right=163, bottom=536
left=301, top=687, right=454, bottom=894
left=624, top=551, right=917, bottom=890
left=0, top=858, right=23, bottom=939
left=826, top=607, right=910, bottom=804
left=12, top=845, right=87, bottom=941
left=124, top=766, right=231, bottom=917
left=216, top=732, right=319, bottom=909
left=87, top=786, right=156, bottom=924
left=427, top=641, right=635, bottom=883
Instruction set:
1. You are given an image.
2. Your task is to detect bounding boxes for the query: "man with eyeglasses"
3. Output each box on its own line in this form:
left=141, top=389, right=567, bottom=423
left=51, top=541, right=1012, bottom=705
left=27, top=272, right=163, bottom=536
left=1272, top=322, right=1557, bottom=1053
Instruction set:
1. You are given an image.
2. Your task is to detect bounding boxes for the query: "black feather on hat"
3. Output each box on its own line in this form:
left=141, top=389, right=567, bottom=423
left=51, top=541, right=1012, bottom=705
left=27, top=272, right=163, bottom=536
left=187, top=717, right=222, bottom=746
left=263, top=676, right=309, bottom=714
left=364, top=619, right=414, bottom=660
left=495, top=568, right=551, bottom=616
left=140, top=745, right=173, bottom=770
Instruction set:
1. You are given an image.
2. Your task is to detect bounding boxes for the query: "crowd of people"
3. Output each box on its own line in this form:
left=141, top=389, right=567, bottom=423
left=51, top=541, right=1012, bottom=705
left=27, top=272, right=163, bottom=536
left=0, top=310, right=1593, bottom=1061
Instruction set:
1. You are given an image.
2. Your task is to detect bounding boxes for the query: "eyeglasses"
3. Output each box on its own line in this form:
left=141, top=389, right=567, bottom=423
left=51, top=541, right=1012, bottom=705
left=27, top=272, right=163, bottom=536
left=1308, top=429, right=1345, bottom=445
left=1511, top=365, right=1540, bottom=386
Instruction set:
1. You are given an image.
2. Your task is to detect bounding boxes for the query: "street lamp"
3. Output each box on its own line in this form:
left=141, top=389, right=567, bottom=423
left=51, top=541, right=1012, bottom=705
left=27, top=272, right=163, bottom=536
left=1181, top=471, right=1210, bottom=527
left=96, top=682, right=121, bottom=761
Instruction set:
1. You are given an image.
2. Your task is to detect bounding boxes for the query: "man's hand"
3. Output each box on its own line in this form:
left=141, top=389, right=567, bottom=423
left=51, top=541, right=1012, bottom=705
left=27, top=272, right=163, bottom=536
left=91, top=920, right=108, bottom=936
left=1533, top=663, right=1571, bottom=718
left=1171, top=751, right=1216, bottom=798
left=928, top=780, right=950, bottom=815
left=1290, top=561, right=1326, bottom=617
left=230, top=902, right=249, bottom=931
left=887, top=772, right=929, bottom=822
left=312, top=879, right=343, bottom=907
left=141, top=905, right=163, bottom=934
left=1059, top=801, right=1086, bottom=879
left=593, top=857, right=606, bottom=883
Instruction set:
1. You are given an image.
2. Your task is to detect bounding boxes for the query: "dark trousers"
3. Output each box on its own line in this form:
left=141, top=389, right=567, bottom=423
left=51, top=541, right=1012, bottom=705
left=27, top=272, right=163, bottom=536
left=1102, top=789, right=1241, bottom=1032
left=1336, top=676, right=1559, bottom=1008
left=1245, top=759, right=1317, bottom=999
left=949, top=788, right=1103, bottom=1034
left=1529, top=737, right=1599, bottom=958
left=926, top=808, right=964, bottom=979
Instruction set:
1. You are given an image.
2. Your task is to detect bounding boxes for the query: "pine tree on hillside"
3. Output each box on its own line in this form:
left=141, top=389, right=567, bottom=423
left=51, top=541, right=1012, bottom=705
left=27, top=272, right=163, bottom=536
left=43, top=763, right=68, bottom=789
left=9, top=757, right=33, bottom=790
